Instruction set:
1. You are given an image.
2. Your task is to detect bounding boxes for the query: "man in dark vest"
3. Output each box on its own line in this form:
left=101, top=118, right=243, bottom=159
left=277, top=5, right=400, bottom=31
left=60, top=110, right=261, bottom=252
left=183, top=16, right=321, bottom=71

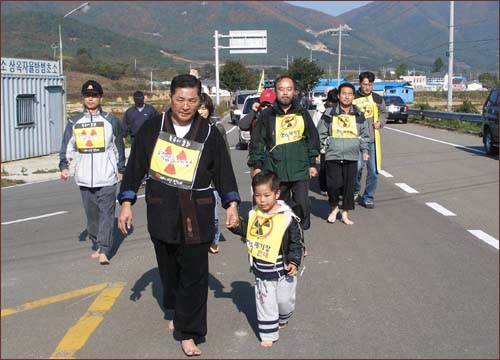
left=117, top=74, right=240, bottom=357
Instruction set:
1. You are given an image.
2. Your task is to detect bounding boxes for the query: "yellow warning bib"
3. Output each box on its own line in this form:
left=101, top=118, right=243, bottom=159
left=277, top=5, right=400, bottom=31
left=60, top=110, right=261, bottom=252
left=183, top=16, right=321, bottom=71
left=352, top=94, right=379, bottom=122
left=275, top=114, right=305, bottom=146
left=74, top=122, right=105, bottom=153
left=331, top=114, right=358, bottom=139
left=149, top=132, right=203, bottom=189
left=246, top=208, right=290, bottom=263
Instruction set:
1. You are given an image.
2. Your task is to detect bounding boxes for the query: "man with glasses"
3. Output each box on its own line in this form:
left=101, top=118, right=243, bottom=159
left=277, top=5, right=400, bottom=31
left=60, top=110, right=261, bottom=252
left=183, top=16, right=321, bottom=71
left=352, top=71, right=387, bottom=209
left=117, top=74, right=240, bottom=357
left=59, top=80, right=125, bottom=265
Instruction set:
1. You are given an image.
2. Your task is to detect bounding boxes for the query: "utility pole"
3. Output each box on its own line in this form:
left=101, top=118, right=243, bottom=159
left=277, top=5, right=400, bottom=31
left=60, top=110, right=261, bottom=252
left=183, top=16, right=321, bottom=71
left=447, top=1, right=454, bottom=111
left=330, top=24, right=351, bottom=87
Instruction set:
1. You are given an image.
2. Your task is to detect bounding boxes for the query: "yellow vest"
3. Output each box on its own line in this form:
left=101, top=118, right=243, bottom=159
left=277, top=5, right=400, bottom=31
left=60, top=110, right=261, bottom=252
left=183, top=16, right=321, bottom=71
left=246, top=207, right=291, bottom=263
left=275, top=113, right=305, bottom=146
left=74, top=122, right=105, bottom=153
left=149, top=132, right=204, bottom=190
left=330, top=114, right=358, bottom=139
left=352, top=94, right=379, bottom=123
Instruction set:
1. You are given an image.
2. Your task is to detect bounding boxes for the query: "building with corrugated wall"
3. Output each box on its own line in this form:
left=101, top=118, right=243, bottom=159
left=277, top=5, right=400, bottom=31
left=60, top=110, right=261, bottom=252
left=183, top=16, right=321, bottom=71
left=1, top=57, right=65, bottom=162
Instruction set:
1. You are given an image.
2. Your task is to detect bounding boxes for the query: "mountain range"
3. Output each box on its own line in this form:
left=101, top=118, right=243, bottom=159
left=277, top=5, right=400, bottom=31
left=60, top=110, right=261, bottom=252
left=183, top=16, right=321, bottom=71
left=1, top=1, right=498, bottom=74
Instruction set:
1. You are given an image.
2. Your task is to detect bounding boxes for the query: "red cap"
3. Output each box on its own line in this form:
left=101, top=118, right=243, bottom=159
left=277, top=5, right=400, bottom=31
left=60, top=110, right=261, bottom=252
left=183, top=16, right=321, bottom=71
left=259, top=89, right=276, bottom=104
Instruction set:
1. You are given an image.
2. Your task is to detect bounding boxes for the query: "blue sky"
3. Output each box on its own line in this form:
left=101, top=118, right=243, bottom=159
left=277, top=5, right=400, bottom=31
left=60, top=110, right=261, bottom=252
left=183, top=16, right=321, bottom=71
left=285, top=1, right=371, bottom=16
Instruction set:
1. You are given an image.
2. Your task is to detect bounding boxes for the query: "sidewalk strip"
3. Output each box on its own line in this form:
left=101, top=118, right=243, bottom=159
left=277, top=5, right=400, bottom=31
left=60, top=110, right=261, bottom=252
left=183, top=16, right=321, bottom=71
left=379, top=170, right=393, bottom=178
left=426, top=202, right=456, bottom=216
left=467, top=230, right=499, bottom=250
left=50, top=282, right=125, bottom=359
left=1, top=283, right=108, bottom=317
left=395, top=183, right=419, bottom=194
left=1, top=211, right=68, bottom=225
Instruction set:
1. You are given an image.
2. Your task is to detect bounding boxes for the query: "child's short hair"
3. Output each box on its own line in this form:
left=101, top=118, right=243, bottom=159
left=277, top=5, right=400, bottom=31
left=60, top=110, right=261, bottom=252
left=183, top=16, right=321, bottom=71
left=252, top=170, right=280, bottom=192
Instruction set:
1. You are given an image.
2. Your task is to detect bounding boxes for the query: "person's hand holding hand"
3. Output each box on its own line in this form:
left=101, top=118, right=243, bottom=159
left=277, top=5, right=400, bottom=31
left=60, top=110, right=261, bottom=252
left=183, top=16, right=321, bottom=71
left=60, top=169, right=70, bottom=181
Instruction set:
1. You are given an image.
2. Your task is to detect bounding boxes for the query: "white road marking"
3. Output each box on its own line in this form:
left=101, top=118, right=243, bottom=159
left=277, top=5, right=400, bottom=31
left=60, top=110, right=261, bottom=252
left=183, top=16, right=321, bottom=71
left=379, top=169, right=393, bottom=178
left=426, top=202, right=456, bottom=216
left=2, top=211, right=68, bottom=225
left=226, top=125, right=238, bottom=134
left=385, top=126, right=485, bottom=155
left=395, top=183, right=419, bottom=194
left=467, top=230, right=499, bottom=250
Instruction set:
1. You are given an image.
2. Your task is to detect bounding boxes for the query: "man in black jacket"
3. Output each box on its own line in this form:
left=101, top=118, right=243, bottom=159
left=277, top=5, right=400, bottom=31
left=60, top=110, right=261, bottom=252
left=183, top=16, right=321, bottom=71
left=117, top=74, right=240, bottom=357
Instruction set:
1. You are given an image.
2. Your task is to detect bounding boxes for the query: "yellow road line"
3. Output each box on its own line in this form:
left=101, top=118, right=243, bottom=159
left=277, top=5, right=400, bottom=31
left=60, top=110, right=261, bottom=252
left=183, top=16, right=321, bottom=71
left=1, top=283, right=108, bottom=317
left=50, top=282, right=125, bottom=359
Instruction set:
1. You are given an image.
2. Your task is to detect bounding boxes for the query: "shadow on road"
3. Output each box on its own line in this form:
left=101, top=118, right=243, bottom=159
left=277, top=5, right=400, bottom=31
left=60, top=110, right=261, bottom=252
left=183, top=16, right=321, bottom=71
left=129, top=267, right=169, bottom=318
left=209, top=273, right=258, bottom=339
left=77, top=218, right=129, bottom=259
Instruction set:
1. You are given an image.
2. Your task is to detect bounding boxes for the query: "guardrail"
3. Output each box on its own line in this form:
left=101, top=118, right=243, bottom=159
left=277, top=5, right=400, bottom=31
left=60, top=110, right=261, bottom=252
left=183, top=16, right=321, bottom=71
left=408, top=108, right=482, bottom=123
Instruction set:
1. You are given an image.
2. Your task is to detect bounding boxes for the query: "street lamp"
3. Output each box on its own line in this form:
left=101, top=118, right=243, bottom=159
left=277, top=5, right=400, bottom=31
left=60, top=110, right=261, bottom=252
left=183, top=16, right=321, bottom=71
left=59, top=2, right=90, bottom=75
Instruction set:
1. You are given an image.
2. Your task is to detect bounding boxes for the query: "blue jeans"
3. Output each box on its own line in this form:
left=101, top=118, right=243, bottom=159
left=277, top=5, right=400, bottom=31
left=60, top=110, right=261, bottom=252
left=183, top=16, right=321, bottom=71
left=213, top=190, right=220, bottom=245
left=355, top=142, right=378, bottom=203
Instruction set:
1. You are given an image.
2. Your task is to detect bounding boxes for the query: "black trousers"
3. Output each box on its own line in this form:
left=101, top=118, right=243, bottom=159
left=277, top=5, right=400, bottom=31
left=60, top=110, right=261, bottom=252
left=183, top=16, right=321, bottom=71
left=152, top=239, right=210, bottom=341
left=279, top=180, right=311, bottom=230
left=325, top=160, right=357, bottom=210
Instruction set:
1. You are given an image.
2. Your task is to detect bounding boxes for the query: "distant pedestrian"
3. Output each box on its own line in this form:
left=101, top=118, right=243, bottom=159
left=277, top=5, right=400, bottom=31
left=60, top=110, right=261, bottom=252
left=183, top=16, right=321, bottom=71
left=228, top=170, right=304, bottom=348
left=316, top=88, right=338, bottom=195
left=121, top=91, right=159, bottom=144
left=59, top=80, right=125, bottom=265
left=317, top=82, right=369, bottom=225
left=352, top=71, right=387, bottom=209
left=198, top=93, right=229, bottom=254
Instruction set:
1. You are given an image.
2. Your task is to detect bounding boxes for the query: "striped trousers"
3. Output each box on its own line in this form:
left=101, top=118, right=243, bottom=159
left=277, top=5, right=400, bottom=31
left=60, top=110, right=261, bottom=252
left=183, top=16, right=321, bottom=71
left=255, top=275, right=297, bottom=342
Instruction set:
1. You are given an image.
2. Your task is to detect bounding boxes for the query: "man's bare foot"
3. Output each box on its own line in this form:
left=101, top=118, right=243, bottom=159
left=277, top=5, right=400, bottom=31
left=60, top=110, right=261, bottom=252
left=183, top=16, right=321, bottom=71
left=168, top=320, right=174, bottom=331
left=181, top=339, right=201, bottom=357
left=99, top=253, right=110, bottom=265
left=260, top=340, right=273, bottom=348
left=279, top=323, right=287, bottom=330
left=91, top=250, right=100, bottom=259
left=341, top=212, right=354, bottom=225
left=327, top=207, right=339, bottom=223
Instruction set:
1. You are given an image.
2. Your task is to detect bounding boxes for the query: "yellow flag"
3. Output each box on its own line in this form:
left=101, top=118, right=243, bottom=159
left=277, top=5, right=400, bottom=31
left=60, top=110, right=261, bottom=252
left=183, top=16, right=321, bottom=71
left=257, top=68, right=265, bottom=94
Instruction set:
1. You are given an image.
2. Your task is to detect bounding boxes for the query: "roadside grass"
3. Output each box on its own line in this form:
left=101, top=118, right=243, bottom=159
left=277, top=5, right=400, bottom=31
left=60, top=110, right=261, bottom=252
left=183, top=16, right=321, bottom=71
left=408, top=116, right=481, bottom=134
left=32, top=168, right=60, bottom=174
left=1, top=178, right=26, bottom=187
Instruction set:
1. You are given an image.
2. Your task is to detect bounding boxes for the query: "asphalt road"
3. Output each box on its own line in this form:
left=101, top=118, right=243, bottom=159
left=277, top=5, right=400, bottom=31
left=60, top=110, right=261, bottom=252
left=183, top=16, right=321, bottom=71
left=1, top=115, right=498, bottom=359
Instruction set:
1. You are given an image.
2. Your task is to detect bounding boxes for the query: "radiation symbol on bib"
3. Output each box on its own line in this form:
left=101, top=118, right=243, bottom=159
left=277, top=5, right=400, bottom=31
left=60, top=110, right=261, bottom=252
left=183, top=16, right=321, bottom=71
left=79, top=128, right=100, bottom=147
left=281, top=115, right=297, bottom=129
left=249, top=216, right=274, bottom=239
left=161, top=146, right=189, bottom=175
left=361, top=104, right=373, bottom=118
left=337, top=114, right=352, bottom=128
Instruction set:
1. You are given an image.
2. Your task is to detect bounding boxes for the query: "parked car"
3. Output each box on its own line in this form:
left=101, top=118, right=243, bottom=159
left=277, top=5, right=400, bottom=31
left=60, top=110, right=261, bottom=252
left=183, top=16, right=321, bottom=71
left=383, top=95, right=409, bottom=123
left=230, top=90, right=255, bottom=124
left=305, top=91, right=327, bottom=110
left=480, top=88, right=499, bottom=155
left=238, top=94, right=261, bottom=150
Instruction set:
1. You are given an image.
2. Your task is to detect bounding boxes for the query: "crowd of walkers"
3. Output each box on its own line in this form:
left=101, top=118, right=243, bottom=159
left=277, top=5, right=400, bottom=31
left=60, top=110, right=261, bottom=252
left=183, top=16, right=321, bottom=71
left=58, top=71, right=386, bottom=356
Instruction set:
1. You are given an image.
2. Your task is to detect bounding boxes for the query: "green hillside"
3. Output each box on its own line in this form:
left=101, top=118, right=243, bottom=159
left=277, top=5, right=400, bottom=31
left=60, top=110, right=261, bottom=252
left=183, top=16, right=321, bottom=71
left=1, top=1, right=498, bottom=73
